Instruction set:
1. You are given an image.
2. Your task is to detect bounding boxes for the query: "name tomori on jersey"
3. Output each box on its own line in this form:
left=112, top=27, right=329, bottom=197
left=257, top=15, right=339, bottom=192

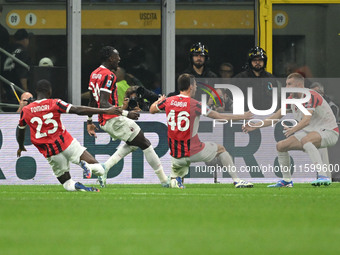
left=31, top=105, right=50, bottom=113
left=170, top=100, right=188, bottom=107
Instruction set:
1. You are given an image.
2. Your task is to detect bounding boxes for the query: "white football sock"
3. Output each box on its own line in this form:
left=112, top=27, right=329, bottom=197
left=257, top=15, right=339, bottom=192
left=88, top=163, right=105, bottom=176
left=278, top=151, right=292, bottom=182
left=104, top=144, right=138, bottom=172
left=319, top=148, right=331, bottom=178
left=143, top=145, right=167, bottom=183
left=303, top=142, right=326, bottom=177
left=63, top=179, right=76, bottom=191
left=218, top=151, right=240, bottom=182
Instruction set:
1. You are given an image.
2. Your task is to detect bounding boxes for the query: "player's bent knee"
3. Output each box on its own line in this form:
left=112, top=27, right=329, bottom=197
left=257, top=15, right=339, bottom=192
left=300, top=137, right=311, bottom=146
left=216, top=144, right=226, bottom=155
left=276, top=142, right=287, bottom=152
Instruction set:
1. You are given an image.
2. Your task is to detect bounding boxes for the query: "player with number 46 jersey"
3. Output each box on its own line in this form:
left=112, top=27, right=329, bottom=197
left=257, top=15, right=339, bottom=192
left=156, top=90, right=204, bottom=158
left=150, top=73, right=254, bottom=189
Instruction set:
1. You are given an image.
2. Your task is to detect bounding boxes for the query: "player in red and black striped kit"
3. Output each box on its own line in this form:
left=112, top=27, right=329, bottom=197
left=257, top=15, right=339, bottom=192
left=87, top=46, right=168, bottom=187
left=150, top=73, right=254, bottom=188
left=17, top=79, right=122, bottom=192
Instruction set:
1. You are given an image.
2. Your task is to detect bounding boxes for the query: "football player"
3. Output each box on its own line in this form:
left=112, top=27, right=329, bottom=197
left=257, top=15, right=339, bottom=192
left=243, top=73, right=339, bottom=187
left=17, top=79, right=122, bottom=192
left=87, top=46, right=168, bottom=188
left=150, top=73, right=254, bottom=188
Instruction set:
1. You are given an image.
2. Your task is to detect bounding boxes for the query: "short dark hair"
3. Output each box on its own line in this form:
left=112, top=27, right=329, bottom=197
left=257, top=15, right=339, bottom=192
left=178, top=73, right=195, bottom=92
left=220, top=62, right=234, bottom=71
left=100, top=46, right=117, bottom=62
left=35, top=79, right=52, bottom=94
left=14, top=29, right=29, bottom=41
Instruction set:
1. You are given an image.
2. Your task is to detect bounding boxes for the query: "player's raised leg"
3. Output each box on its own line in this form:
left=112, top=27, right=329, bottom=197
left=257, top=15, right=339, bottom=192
left=127, top=130, right=169, bottom=187
left=98, top=144, right=138, bottom=187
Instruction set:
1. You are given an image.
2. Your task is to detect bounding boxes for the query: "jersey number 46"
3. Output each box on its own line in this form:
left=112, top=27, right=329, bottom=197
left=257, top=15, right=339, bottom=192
left=167, top=110, right=190, bottom=132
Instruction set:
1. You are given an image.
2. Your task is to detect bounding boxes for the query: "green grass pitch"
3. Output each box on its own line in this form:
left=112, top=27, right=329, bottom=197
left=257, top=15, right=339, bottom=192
left=1, top=183, right=340, bottom=255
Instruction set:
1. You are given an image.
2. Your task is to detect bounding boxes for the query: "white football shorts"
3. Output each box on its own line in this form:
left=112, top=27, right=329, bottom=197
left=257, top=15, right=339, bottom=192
left=294, top=129, right=339, bottom=148
left=170, top=142, right=218, bottom=178
left=100, top=116, right=141, bottom=142
left=47, top=138, right=86, bottom=177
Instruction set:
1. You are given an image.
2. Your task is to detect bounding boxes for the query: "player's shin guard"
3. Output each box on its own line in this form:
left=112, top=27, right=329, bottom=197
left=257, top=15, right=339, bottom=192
left=303, top=142, right=326, bottom=176
left=218, top=151, right=240, bottom=182
left=63, top=179, right=76, bottom=191
left=143, top=145, right=167, bottom=183
left=278, top=151, right=292, bottom=182
left=105, top=144, right=138, bottom=171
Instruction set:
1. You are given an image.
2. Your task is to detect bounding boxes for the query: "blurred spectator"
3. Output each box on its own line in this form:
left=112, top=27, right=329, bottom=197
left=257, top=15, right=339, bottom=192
left=16, top=91, right=33, bottom=113
left=39, top=57, right=54, bottom=67
left=207, top=88, right=233, bottom=112
left=122, top=84, right=159, bottom=112
left=122, top=85, right=142, bottom=111
left=219, top=62, right=234, bottom=78
left=310, top=82, right=339, bottom=122
left=115, top=66, right=145, bottom=106
left=3, top=29, right=31, bottom=92
left=116, top=67, right=130, bottom=107
left=285, top=62, right=313, bottom=87
left=123, top=46, right=156, bottom=91
left=285, top=62, right=313, bottom=78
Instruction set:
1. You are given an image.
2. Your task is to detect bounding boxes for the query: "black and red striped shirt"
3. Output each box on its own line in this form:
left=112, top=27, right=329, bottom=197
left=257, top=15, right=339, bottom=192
left=18, top=99, right=74, bottom=158
left=88, top=65, right=119, bottom=126
left=157, top=94, right=205, bottom=158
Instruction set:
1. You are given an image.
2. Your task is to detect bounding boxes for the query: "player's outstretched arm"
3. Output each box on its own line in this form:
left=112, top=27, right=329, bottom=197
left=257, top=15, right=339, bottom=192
left=283, top=110, right=312, bottom=137
left=99, top=90, right=139, bottom=120
left=242, top=109, right=283, bottom=133
left=207, top=110, right=253, bottom=121
left=69, top=105, right=122, bottom=116
left=150, top=95, right=166, bottom=114
left=16, top=127, right=27, bottom=157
